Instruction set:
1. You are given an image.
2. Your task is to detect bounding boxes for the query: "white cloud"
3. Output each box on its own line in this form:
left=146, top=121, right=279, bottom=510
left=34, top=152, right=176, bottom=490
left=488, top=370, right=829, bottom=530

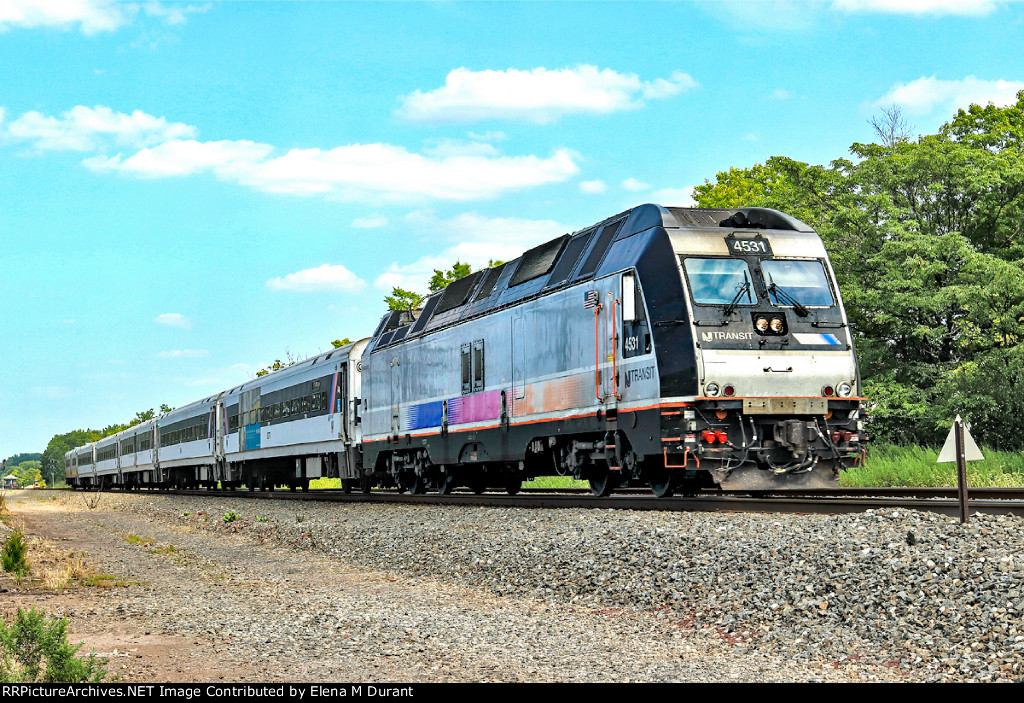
left=770, top=89, right=792, bottom=100
left=141, top=2, right=209, bottom=26
left=579, top=180, right=608, bottom=194
left=352, top=215, right=389, bottom=229
left=742, top=133, right=759, bottom=141
left=652, top=187, right=698, bottom=207
left=875, top=75, right=1024, bottom=115
left=622, top=177, right=650, bottom=192
left=0, top=0, right=128, bottom=34
left=157, top=349, right=208, bottom=358
left=85, top=139, right=273, bottom=176
left=422, top=137, right=501, bottom=158
left=0, top=0, right=205, bottom=34
left=232, top=145, right=579, bottom=202
left=154, top=313, right=191, bottom=328
left=397, top=65, right=698, bottom=124
left=87, top=138, right=578, bottom=203
left=374, top=211, right=573, bottom=292
left=10, top=104, right=579, bottom=203
left=266, top=264, right=366, bottom=293
left=5, top=105, right=197, bottom=152
left=832, top=0, right=1000, bottom=16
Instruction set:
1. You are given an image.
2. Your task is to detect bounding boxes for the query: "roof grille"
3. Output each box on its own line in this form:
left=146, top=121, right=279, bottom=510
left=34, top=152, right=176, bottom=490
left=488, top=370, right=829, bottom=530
left=509, top=234, right=569, bottom=287
left=576, top=219, right=624, bottom=279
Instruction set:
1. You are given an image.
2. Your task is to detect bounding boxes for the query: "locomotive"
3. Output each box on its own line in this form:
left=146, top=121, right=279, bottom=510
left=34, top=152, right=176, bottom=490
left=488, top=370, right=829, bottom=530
left=67, top=204, right=864, bottom=497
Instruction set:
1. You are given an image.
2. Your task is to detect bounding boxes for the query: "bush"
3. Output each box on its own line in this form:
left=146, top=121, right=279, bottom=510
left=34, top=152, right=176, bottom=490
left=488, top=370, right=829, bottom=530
left=2, top=529, right=29, bottom=581
left=0, top=607, right=108, bottom=682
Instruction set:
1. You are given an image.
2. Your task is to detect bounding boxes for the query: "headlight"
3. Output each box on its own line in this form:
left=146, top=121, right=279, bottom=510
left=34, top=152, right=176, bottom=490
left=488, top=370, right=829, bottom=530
left=769, top=317, right=784, bottom=333
left=837, top=382, right=853, bottom=397
left=705, top=382, right=721, bottom=397
left=755, top=317, right=769, bottom=333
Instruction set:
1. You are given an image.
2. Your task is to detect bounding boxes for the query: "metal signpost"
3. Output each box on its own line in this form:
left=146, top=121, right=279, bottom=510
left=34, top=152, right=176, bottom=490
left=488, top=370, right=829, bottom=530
left=937, top=415, right=984, bottom=524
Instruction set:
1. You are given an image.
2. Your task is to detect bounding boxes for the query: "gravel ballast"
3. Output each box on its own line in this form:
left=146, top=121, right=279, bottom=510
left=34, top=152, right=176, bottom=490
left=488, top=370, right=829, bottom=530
left=89, top=492, right=1024, bottom=682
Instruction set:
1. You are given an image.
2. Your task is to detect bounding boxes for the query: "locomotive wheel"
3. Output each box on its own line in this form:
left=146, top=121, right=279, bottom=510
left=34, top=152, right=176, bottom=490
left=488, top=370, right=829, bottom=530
left=437, top=472, right=456, bottom=495
left=505, top=479, right=522, bottom=496
left=360, top=476, right=373, bottom=494
left=470, top=479, right=486, bottom=495
left=588, top=469, right=617, bottom=497
left=342, top=479, right=353, bottom=494
left=648, top=466, right=675, bottom=498
left=409, top=475, right=429, bottom=495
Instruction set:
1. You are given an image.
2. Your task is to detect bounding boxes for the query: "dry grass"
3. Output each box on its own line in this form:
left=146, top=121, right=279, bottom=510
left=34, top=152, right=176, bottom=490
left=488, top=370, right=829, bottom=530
left=40, top=558, right=91, bottom=590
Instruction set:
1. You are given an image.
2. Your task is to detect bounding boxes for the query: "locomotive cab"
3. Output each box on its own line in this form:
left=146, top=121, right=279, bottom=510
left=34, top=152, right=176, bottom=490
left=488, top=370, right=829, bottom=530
left=657, top=207, right=863, bottom=491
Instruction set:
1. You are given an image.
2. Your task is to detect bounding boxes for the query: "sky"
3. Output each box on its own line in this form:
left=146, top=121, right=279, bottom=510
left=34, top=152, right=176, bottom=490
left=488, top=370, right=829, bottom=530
left=3, top=0, right=1024, bottom=458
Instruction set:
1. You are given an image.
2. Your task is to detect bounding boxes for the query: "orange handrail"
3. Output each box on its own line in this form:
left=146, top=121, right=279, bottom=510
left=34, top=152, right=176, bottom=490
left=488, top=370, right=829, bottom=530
left=611, top=298, right=621, bottom=400
left=594, top=303, right=603, bottom=401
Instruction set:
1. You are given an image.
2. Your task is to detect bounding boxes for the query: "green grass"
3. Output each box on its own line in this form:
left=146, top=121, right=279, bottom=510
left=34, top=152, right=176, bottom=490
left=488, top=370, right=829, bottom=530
left=123, top=533, right=154, bottom=546
left=841, top=443, right=1024, bottom=488
left=525, top=476, right=589, bottom=489
left=309, top=475, right=588, bottom=490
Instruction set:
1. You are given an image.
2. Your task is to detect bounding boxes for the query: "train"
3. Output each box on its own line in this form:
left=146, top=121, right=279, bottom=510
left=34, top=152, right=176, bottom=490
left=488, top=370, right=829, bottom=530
left=66, top=204, right=865, bottom=497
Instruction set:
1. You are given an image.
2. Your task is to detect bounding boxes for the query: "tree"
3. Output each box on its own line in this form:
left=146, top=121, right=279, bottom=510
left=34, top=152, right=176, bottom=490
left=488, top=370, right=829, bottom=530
left=3, top=453, right=41, bottom=467
left=41, top=429, right=103, bottom=478
left=869, top=104, right=914, bottom=148
left=384, top=287, right=425, bottom=312
left=428, top=261, right=472, bottom=293
left=383, top=260, right=498, bottom=312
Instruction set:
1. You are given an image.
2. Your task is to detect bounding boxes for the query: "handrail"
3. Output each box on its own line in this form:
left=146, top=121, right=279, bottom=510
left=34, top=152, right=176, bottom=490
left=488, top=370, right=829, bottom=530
left=594, top=303, right=603, bottom=402
left=611, top=297, right=621, bottom=400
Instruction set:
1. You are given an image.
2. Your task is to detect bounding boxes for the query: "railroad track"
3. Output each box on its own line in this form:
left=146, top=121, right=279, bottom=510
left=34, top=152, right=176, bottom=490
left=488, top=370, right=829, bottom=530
left=127, top=485, right=1024, bottom=519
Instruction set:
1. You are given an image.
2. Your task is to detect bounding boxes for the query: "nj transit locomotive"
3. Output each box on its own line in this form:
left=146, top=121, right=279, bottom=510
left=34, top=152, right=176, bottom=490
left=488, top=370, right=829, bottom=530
left=67, top=205, right=864, bottom=497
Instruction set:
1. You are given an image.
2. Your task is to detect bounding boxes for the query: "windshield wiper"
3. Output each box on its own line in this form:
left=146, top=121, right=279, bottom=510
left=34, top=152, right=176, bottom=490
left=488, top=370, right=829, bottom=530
left=723, top=270, right=752, bottom=316
left=767, top=274, right=810, bottom=317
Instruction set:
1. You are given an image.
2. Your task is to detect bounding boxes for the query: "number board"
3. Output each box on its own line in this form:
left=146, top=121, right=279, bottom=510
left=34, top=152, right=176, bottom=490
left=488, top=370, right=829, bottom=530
left=725, top=234, right=772, bottom=257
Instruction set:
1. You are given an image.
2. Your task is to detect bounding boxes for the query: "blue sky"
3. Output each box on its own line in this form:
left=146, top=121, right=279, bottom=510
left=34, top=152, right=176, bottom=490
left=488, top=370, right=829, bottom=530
left=3, top=0, right=1024, bottom=457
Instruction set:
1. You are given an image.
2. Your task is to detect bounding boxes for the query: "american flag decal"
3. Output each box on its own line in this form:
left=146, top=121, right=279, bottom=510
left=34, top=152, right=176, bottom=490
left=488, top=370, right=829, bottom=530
left=584, top=290, right=599, bottom=308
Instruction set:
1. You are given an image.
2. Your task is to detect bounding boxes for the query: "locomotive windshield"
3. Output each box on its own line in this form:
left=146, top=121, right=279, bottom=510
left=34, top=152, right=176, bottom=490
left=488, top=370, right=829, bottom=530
left=683, top=258, right=755, bottom=306
left=761, top=259, right=834, bottom=308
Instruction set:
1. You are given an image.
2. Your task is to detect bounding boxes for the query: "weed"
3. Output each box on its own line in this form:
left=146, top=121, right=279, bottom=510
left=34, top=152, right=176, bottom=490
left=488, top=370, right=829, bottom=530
left=42, top=558, right=91, bottom=590
left=82, top=573, right=133, bottom=588
left=82, top=494, right=102, bottom=511
left=295, top=514, right=305, bottom=523
left=222, top=511, right=239, bottom=523
left=123, top=533, right=154, bottom=546
left=148, top=544, right=177, bottom=555
left=0, top=606, right=108, bottom=682
left=41, top=566, right=72, bottom=590
left=2, top=528, right=30, bottom=582
left=255, top=516, right=269, bottom=523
